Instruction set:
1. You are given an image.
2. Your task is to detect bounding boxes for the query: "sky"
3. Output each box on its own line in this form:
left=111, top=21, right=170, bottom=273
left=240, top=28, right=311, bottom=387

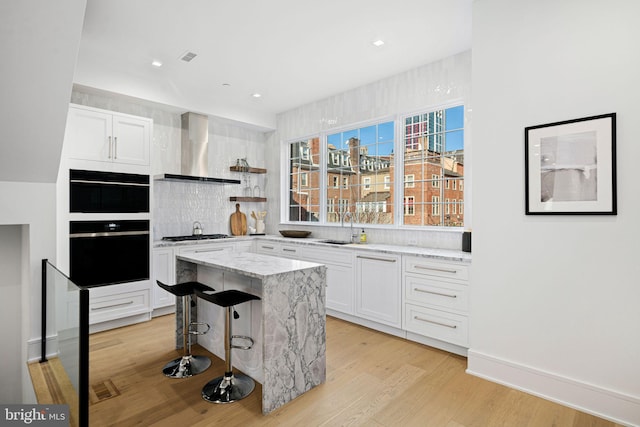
left=327, top=105, right=464, bottom=155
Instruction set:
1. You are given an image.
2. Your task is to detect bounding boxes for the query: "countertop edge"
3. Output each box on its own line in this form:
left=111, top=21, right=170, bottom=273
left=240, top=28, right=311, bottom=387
left=158, top=235, right=471, bottom=263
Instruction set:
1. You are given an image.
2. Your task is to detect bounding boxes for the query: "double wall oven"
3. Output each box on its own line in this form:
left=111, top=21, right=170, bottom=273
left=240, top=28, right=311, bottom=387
left=69, top=169, right=150, bottom=288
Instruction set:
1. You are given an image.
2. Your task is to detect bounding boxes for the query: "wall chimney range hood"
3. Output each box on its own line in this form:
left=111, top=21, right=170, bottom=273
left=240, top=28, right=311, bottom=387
left=154, top=112, right=241, bottom=184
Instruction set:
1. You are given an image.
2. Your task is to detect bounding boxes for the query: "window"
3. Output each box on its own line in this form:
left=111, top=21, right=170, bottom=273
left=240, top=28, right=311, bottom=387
left=326, top=121, right=394, bottom=225
left=285, top=104, right=464, bottom=228
left=404, top=196, right=415, bottom=215
left=287, top=137, right=321, bottom=222
left=403, top=105, right=464, bottom=227
left=404, top=174, right=415, bottom=188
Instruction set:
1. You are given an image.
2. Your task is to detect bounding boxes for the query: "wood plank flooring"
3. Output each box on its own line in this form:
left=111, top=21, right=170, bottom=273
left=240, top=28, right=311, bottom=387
left=39, top=314, right=622, bottom=426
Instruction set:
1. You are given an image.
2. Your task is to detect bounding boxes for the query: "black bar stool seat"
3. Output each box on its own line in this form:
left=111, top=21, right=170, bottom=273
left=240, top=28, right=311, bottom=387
left=195, top=288, right=260, bottom=403
left=156, top=280, right=214, bottom=379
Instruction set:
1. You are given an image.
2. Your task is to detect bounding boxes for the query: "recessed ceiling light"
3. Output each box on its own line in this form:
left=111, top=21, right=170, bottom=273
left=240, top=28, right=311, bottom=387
left=151, top=60, right=163, bottom=67
left=251, top=93, right=262, bottom=98
left=372, top=39, right=385, bottom=47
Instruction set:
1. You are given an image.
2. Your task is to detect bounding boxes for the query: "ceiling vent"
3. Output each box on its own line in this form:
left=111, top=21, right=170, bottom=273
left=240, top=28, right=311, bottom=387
left=180, top=51, right=198, bottom=62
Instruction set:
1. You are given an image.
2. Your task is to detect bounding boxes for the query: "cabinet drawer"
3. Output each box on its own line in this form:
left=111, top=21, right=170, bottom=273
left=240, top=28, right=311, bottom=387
left=89, top=289, right=150, bottom=324
left=305, top=246, right=353, bottom=265
left=404, top=257, right=469, bottom=281
left=178, top=244, right=234, bottom=255
left=404, top=303, right=468, bottom=346
left=405, top=275, right=469, bottom=313
left=255, top=242, right=280, bottom=255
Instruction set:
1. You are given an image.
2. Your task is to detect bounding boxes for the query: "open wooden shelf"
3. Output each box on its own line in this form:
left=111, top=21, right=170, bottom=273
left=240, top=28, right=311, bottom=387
left=229, top=196, right=267, bottom=202
left=229, top=166, right=267, bottom=174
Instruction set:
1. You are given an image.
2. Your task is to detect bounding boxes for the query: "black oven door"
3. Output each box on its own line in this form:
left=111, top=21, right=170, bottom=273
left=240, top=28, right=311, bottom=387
left=70, top=220, right=149, bottom=288
left=70, top=169, right=150, bottom=213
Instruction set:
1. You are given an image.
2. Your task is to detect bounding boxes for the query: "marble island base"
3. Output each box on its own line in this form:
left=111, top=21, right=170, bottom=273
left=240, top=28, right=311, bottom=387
left=176, top=251, right=327, bottom=414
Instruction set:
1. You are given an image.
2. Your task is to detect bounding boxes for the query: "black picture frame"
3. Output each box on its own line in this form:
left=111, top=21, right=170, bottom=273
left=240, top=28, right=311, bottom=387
left=525, top=113, right=616, bottom=215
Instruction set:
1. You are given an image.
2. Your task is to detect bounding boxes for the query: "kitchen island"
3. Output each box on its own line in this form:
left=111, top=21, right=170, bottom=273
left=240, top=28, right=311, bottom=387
left=175, top=251, right=327, bottom=414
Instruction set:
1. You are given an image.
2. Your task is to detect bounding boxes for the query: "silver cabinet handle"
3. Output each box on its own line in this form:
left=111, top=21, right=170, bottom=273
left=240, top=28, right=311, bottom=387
left=415, top=265, right=457, bottom=274
left=283, top=248, right=296, bottom=252
left=414, top=288, right=457, bottom=298
left=195, top=248, right=224, bottom=253
left=108, top=136, right=112, bottom=159
left=357, top=255, right=396, bottom=263
left=261, top=245, right=274, bottom=250
left=414, top=316, right=457, bottom=329
left=91, top=300, right=134, bottom=311
left=113, top=136, right=118, bottom=159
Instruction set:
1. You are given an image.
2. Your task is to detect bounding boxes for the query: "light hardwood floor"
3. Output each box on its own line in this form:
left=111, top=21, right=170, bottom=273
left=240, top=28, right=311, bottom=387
left=83, top=314, right=620, bottom=427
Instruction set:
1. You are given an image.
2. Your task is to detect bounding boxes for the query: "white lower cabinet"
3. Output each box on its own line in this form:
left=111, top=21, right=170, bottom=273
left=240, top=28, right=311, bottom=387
left=152, top=248, right=176, bottom=310
left=305, top=247, right=354, bottom=315
left=88, top=281, right=151, bottom=332
left=402, top=255, right=470, bottom=352
left=354, top=252, right=402, bottom=328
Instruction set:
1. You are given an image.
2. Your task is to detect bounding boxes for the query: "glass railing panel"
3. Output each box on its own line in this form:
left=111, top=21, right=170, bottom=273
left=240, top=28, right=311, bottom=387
left=43, top=259, right=89, bottom=427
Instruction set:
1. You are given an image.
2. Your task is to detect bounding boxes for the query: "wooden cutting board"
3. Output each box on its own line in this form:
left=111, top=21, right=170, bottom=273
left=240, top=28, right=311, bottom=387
left=230, top=203, right=247, bottom=236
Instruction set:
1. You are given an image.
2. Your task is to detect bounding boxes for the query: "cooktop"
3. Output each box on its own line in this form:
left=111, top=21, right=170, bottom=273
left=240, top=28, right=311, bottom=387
left=162, top=234, right=229, bottom=242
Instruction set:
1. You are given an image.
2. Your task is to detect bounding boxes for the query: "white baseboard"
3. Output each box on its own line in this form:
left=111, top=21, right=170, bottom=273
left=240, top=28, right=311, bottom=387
left=467, top=349, right=640, bottom=427
left=27, top=334, right=59, bottom=362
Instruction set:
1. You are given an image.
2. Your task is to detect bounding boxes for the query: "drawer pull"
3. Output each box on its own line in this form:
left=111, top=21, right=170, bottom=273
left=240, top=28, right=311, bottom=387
left=195, top=248, right=224, bottom=253
left=91, top=300, right=134, bottom=311
left=283, top=248, right=296, bottom=252
left=414, top=288, right=457, bottom=298
left=415, top=265, right=457, bottom=274
left=414, top=315, right=457, bottom=329
left=261, top=245, right=274, bottom=250
left=357, top=255, right=396, bottom=263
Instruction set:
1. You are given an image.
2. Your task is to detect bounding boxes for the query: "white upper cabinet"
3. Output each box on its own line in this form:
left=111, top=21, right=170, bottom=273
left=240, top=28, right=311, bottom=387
left=65, top=105, right=151, bottom=166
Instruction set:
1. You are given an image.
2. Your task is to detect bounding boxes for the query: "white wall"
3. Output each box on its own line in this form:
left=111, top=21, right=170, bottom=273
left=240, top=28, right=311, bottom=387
left=270, top=51, right=472, bottom=247
left=469, top=1, right=640, bottom=425
left=0, top=182, right=57, bottom=402
left=0, top=225, right=22, bottom=402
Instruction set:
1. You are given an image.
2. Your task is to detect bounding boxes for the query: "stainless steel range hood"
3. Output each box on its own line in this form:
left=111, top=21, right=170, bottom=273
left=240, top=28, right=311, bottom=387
left=154, top=112, right=241, bottom=184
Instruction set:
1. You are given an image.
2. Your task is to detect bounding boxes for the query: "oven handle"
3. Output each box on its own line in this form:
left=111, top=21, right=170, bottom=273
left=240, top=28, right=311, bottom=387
left=70, top=231, right=149, bottom=238
left=70, top=179, right=149, bottom=187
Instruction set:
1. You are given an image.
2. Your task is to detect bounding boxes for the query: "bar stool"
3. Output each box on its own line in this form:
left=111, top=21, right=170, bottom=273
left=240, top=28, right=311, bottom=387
left=156, top=280, right=213, bottom=379
left=194, top=288, right=260, bottom=403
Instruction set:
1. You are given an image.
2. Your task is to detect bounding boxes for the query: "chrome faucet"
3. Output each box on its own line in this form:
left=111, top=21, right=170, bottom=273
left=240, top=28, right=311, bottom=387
left=341, top=212, right=358, bottom=243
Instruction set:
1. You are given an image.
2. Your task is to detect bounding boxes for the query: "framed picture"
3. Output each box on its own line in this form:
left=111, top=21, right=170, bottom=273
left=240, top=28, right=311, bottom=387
left=525, top=113, right=616, bottom=215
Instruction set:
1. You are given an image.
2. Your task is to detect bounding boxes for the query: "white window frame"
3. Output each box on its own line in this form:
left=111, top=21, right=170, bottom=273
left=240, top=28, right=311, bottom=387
left=281, top=102, right=466, bottom=230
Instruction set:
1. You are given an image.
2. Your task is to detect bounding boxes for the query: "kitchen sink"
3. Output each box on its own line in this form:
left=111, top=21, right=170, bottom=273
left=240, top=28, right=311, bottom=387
left=320, top=239, right=352, bottom=245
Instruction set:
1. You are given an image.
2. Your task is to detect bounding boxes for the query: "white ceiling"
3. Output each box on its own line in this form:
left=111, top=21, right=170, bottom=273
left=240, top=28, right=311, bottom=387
left=74, top=0, right=472, bottom=129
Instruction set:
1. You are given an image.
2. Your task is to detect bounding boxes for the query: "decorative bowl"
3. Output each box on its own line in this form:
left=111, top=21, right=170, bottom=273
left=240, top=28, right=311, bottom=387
left=279, top=230, right=312, bottom=238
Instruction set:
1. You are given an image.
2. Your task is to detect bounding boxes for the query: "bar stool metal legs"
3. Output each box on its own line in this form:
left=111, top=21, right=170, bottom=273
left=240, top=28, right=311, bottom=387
left=163, top=293, right=211, bottom=379
left=201, top=305, right=255, bottom=403
left=194, top=288, right=260, bottom=403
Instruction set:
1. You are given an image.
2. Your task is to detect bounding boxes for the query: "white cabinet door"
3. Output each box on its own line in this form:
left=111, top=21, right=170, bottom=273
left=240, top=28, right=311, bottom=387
left=306, top=246, right=354, bottom=315
left=66, top=106, right=112, bottom=162
left=65, top=105, right=151, bottom=166
left=152, top=248, right=176, bottom=308
left=111, top=114, right=150, bottom=165
left=325, top=263, right=355, bottom=314
left=355, top=252, right=401, bottom=327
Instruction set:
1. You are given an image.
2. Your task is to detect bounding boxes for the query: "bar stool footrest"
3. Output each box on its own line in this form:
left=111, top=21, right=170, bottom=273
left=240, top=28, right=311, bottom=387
left=231, top=335, right=254, bottom=350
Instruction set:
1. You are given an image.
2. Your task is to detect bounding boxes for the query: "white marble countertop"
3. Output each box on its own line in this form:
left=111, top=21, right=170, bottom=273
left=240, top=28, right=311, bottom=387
left=176, top=250, right=325, bottom=280
left=159, top=234, right=471, bottom=263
